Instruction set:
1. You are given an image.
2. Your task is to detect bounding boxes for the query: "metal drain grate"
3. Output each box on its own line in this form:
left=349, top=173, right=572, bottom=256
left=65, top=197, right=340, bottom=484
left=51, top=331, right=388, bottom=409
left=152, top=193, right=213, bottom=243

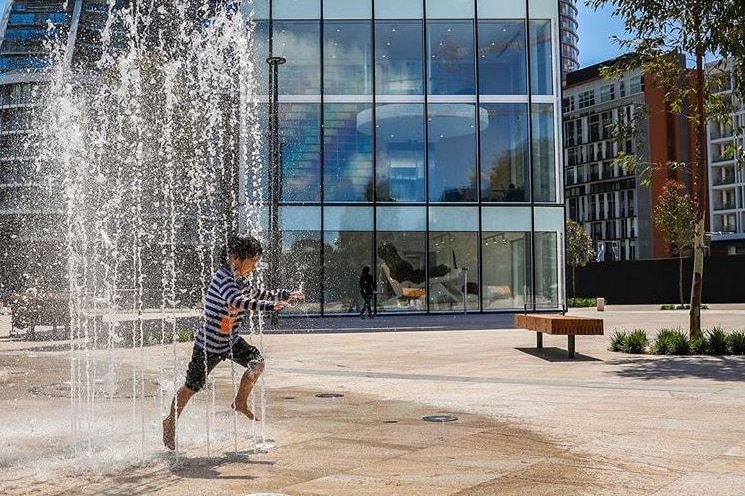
left=422, top=415, right=458, bottom=423
left=315, top=393, right=344, bottom=398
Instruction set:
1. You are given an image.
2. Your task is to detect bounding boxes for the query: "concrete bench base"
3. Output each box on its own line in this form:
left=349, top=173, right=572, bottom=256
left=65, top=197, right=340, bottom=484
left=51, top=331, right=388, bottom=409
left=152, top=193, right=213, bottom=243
left=514, top=313, right=604, bottom=358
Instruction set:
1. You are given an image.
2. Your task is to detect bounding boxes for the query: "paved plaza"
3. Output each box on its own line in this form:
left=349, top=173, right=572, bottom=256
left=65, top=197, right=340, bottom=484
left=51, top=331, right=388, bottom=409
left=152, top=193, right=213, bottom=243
left=1, top=305, right=744, bottom=495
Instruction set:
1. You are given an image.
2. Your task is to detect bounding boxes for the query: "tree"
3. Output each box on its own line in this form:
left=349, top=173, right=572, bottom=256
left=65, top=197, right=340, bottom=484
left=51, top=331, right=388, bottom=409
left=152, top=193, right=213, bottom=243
left=588, top=0, right=745, bottom=338
left=653, top=180, right=696, bottom=305
left=566, top=219, right=594, bottom=298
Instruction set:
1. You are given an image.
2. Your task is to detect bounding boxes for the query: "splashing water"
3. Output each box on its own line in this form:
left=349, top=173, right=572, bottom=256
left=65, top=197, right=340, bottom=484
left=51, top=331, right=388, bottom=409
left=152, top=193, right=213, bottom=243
left=31, top=0, right=269, bottom=470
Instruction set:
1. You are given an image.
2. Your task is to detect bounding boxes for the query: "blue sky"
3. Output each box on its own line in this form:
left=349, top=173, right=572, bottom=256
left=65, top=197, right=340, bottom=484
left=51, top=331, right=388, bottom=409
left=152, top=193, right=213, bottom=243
left=0, top=0, right=628, bottom=70
left=577, top=2, right=628, bottom=67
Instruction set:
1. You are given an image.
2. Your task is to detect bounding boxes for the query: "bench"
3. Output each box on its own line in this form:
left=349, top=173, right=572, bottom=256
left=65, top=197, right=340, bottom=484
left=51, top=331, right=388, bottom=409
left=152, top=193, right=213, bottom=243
left=514, top=313, right=604, bottom=358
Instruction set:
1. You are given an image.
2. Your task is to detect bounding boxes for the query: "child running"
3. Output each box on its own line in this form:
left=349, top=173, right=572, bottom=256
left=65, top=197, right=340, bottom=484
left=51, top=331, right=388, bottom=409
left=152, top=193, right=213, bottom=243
left=162, top=234, right=303, bottom=450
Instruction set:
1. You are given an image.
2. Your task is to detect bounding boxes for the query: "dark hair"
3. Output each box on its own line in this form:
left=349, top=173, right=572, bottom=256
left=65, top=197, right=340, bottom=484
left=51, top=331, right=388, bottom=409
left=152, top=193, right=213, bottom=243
left=361, top=266, right=370, bottom=275
left=223, top=234, right=263, bottom=263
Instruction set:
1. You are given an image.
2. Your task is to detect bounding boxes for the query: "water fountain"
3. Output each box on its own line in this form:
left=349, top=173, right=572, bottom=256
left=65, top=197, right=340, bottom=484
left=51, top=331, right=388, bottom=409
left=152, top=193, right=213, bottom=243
left=27, top=0, right=271, bottom=469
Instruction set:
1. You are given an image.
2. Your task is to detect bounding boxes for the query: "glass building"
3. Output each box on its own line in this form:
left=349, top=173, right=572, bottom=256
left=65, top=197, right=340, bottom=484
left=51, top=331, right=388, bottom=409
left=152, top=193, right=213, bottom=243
left=243, top=0, right=566, bottom=315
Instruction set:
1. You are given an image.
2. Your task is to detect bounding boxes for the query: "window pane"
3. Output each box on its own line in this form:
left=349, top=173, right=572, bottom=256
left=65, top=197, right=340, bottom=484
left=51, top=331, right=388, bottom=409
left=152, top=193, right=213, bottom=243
left=245, top=103, right=269, bottom=202
left=323, top=231, right=374, bottom=314
left=323, top=103, right=373, bottom=202
left=374, top=0, right=422, bottom=19
left=376, top=206, right=426, bottom=231
left=280, top=231, right=321, bottom=313
left=480, top=103, right=529, bottom=202
left=273, top=21, right=321, bottom=95
left=374, top=104, right=425, bottom=202
left=427, top=21, right=475, bottom=95
left=280, top=103, right=321, bottom=201
left=478, top=21, right=526, bottom=95
left=251, top=21, right=270, bottom=95
left=529, top=20, right=553, bottom=95
left=481, top=206, right=531, bottom=231
left=482, top=231, right=528, bottom=309
left=529, top=0, right=558, bottom=18
left=377, top=231, right=426, bottom=312
left=426, top=0, right=474, bottom=18
left=531, top=103, right=556, bottom=202
left=324, top=206, right=374, bottom=231
left=273, top=0, right=320, bottom=19
left=428, top=103, right=477, bottom=202
left=428, top=232, right=478, bottom=311
left=324, top=0, right=371, bottom=18
left=477, top=0, right=525, bottom=18
left=324, top=21, right=372, bottom=94
left=428, top=206, right=478, bottom=231
left=534, top=231, right=559, bottom=308
left=244, top=0, right=269, bottom=19
left=375, top=20, right=424, bottom=95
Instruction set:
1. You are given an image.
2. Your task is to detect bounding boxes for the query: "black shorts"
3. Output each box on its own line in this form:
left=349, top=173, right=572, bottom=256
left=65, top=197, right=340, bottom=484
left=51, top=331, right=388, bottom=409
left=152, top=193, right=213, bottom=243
left=184, top=337, right=263, bottom=392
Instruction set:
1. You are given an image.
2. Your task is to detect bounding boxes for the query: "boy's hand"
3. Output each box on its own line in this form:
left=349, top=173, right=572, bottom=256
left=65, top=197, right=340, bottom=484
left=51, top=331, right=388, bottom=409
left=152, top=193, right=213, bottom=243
left=274, top=301, right=289, bottom=311
left=288, top=291, right=305, bottom=301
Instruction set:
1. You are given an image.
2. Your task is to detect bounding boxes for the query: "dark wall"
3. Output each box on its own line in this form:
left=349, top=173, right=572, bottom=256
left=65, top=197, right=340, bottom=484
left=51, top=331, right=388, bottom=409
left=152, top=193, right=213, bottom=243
left=570, top=255, right=745, bottom=304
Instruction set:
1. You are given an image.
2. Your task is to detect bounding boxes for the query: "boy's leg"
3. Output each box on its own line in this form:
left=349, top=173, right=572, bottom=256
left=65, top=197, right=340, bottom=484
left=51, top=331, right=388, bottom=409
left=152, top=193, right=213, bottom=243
left=162, top=386, right=196, bottom=450
left=229, top=337, right=264, bottom=421
left=163, top=345, right=220, bottom=450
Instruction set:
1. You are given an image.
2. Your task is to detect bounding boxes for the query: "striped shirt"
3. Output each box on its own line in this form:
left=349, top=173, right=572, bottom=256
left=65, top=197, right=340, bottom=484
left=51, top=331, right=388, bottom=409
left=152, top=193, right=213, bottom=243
left=195, top=265, right=290, bottom=353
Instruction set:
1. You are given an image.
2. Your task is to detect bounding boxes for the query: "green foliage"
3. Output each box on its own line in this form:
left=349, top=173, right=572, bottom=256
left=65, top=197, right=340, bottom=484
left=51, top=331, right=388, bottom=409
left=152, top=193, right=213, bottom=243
left=690, top=335, right=707, bottom=354
left=653, top=328, right=690, bottom=355
left=608, top=330, right=628, bottom=352
left=568, top=297, right=597, bottom=308
left=566, top=219, right=594, bottom=297
left=707, top=326, right=729, bottom=355
left=621, top=329, right=649, bottom=354
left=566, top=220, right=594, bottom=268
left=178, top=328, right=195, bottom=342
left=660, top=303, right=709, bottom=310
left=727, top=331, right=745, bottom=355
left=588, top=0, right=745, bottom=336
left=654, top=181, right=696, bottom=254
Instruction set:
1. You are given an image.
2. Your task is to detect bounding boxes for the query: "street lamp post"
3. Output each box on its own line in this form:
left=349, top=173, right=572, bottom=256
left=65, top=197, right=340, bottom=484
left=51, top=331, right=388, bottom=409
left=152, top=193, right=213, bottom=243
left=267, top=56, right=286, bottom=325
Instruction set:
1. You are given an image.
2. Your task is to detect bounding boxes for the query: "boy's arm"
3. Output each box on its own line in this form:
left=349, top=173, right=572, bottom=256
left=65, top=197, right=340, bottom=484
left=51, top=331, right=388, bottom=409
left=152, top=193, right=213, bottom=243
left=220, top=281, right=278, bottom=311
left=246, top=285, right=291, bottom=302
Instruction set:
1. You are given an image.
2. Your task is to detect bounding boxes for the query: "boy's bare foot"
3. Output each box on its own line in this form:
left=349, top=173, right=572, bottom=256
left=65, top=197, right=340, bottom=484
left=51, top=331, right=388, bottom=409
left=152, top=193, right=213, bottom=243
left=231, top=401, right=259, bottom=421
left=162, top=415, right=176, bottom=450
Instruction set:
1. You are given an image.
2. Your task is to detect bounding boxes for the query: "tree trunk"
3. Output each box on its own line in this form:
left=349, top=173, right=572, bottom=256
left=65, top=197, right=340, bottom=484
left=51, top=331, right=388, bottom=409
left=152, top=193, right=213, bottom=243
left=678, top=251, right=684, bottom=306
left=689, top=47, right=707, bottom=339
left=572, top=265, right=576, bottom=298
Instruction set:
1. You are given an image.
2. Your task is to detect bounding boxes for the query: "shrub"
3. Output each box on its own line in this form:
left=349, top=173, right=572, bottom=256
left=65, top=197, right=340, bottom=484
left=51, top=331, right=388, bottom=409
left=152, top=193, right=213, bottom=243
left=653, top=328, right=677, bottom=355
left=667, top=329, right=690, bottom=355
left=608, top=330, right=627, bottom=352
left=659, top=304, right=709, bottom=310
left=177, top=328, right=195, bottom=342
left=728, top=331, right=745, bottom=355
left=622, top=329, right=649, bottom=354
left=653, top=328, right=690, bottom=355
left=707, top=326, right=729, bottom=355
left=568, top=297, right=598, bottom=308
left=690, top=335, right=707, bottom=355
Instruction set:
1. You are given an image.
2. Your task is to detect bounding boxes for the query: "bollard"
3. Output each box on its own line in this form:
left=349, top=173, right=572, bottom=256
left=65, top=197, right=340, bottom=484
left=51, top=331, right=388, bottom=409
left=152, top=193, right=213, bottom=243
left=596, top=297, right=605, bottom=311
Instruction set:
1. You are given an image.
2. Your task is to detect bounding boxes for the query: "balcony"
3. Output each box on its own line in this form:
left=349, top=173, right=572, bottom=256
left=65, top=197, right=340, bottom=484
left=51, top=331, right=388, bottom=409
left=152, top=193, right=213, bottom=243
left=713, top=176, right=737, bottom=186
left=714, top=201, right=737, bottom=211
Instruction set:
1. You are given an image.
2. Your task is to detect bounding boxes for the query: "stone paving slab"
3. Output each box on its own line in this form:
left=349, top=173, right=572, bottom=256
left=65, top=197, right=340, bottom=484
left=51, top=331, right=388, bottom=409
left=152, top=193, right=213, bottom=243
left=1, top=306, right=744, bottom=495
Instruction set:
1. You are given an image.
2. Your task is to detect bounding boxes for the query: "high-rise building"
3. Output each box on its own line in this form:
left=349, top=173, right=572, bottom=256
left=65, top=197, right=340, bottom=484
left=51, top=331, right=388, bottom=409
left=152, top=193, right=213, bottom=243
left=244, top=0, right=566, bottom=315
left=559, top=0, right=579, bottom=77
left=0, top=0, right=567, bottom=315
left=563, top=55, right=696, bottom=262
left=707, top=58, right=745, bottom=254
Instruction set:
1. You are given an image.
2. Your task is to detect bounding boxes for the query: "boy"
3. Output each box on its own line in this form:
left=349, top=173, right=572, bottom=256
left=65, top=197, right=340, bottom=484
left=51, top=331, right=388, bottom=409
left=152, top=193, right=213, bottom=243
left=162, top=234, right=303, bottom=450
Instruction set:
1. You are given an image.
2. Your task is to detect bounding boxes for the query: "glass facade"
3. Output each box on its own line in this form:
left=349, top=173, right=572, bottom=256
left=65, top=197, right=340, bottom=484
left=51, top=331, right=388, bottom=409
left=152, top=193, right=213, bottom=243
left=246, top=0, right=565, bottom=315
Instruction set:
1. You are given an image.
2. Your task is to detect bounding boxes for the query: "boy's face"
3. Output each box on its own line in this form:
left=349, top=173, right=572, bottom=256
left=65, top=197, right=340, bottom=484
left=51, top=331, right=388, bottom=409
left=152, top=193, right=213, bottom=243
left=229, top=255, right=260, bottom=278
